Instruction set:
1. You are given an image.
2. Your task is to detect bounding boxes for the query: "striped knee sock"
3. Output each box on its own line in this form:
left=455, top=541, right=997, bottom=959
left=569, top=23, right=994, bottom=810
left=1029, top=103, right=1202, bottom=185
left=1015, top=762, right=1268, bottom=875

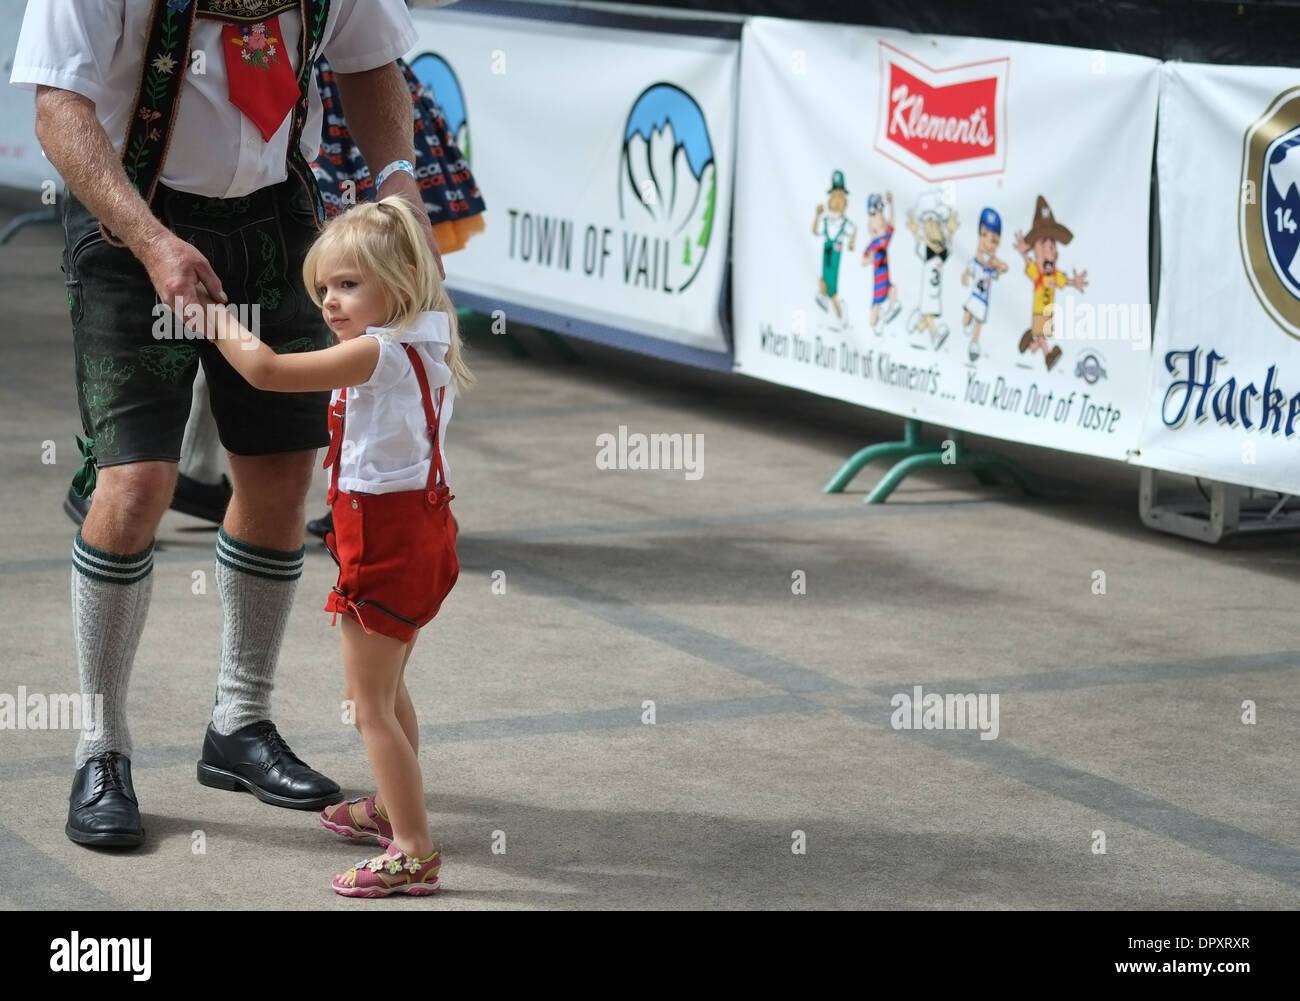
left=71, top=531, right=154, bottom=767
left=211, top=528, right=304, bottom=735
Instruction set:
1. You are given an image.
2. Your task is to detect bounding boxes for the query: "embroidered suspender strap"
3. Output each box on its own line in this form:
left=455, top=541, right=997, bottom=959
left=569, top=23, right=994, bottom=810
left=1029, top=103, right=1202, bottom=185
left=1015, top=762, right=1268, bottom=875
left=99, top=0, right=199, bottom=246
left=402, top=344, right=449, bottom=498
left=101, top=0, right=331, bottom=247
left=286, top=0, right=333, bottom=228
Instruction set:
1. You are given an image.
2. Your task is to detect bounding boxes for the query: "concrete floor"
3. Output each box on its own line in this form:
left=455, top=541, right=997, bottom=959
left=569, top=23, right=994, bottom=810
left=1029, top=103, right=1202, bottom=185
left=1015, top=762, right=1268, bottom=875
left=1, top=189, right=1298, bottom=910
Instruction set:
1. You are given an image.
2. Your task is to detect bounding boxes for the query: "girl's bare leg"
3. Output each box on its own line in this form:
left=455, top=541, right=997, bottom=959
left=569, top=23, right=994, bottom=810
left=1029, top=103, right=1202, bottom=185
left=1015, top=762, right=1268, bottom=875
left=376, top=637, right=418, bottom=818
left=340, top=618, right=432, bottom=859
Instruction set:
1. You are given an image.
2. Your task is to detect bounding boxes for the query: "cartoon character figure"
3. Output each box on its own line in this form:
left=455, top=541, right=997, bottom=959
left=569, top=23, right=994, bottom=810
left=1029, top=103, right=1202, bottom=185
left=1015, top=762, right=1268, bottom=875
left=1013, top=195, right=1088, bottom=371
left=860, top=191, right=902, bottom=336
left=961, top=207, right=1008, bottom=362
left=812, top=170, right=857, bottom=330
left=905, top=189, right=960, bottom=350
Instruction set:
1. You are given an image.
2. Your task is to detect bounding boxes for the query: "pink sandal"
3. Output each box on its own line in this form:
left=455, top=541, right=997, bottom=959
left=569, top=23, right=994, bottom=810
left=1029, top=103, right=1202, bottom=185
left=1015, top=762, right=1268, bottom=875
left=332, top=846, right=441, bottom=897
left=319, top=795, right=393, bottom=847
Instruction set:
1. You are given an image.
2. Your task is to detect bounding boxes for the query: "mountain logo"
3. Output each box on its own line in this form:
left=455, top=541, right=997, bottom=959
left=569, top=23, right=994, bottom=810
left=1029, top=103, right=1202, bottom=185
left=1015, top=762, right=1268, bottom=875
left=1240, top=87, right=1300, bottom=339
left=874, top=41, right=1008, bottom=183
left=409, top=52, right=472, bottom=165
left=618, top=82, right=718, bottom=293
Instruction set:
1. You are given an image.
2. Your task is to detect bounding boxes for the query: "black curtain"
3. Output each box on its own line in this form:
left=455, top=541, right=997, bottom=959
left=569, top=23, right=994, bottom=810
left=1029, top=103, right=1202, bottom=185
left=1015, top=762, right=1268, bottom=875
left=607, top=0, right=1300, bottom=67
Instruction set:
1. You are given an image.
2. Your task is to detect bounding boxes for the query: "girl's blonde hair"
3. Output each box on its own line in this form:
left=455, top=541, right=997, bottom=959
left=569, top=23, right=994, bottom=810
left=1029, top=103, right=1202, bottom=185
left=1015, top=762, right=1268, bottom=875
left=303, top=196, right=474, bottom=391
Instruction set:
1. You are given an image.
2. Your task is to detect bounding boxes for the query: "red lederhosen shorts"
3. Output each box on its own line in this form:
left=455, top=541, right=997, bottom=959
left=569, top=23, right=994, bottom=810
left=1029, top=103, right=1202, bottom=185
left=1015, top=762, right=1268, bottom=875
left=322, top=344, right=459, bottom=643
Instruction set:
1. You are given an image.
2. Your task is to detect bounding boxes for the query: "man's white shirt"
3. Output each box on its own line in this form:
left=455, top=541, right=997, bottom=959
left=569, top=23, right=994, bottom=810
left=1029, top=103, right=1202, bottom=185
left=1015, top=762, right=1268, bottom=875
left=9, top=0, right=417, bottom=198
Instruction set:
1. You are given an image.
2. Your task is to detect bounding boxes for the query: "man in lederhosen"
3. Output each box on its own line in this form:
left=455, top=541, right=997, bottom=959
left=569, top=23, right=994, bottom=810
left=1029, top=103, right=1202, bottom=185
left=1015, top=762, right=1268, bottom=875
left=11, top=0, right=443, bottom=848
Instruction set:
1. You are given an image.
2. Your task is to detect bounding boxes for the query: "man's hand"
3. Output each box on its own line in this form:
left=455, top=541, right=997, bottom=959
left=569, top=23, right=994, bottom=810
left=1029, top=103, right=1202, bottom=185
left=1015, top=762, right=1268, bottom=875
left=136, top=230, right=226, bottom=314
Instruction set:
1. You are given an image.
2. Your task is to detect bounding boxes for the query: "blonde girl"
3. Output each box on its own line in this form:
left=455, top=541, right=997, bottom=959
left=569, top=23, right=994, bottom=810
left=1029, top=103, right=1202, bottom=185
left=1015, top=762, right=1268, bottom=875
left=198, top=196, right=471, bottom=896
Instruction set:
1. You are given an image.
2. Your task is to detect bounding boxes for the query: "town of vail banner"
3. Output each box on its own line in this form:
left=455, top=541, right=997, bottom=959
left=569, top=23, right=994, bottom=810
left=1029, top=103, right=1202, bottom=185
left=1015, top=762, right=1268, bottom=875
left=733, top=18, right=1159, bottom=460
left=1137, top=63, right=1300, bottom=494
left=407, top=8, right=736, bottom=354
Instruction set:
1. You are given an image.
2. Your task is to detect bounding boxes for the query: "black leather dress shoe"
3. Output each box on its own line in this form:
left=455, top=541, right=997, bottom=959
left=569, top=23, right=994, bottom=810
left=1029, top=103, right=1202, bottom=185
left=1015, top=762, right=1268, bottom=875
left=197, top=720, right=340, bottom=810
left=66, top=752, right=145, bottom=848
left=171, top=473, right=232, bottom=524
left=63, top=484, right=91, bottom=526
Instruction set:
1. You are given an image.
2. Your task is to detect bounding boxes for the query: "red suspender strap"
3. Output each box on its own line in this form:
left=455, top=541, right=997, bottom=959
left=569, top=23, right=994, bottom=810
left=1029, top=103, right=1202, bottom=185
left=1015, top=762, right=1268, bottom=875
left=324, top=387, right=346, bottom=505
left=402, top=344, right=448, bottom=498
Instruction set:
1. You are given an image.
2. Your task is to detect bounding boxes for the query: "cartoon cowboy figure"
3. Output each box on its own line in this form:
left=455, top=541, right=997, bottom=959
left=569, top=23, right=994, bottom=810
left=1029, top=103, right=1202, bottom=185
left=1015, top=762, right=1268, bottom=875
left=860, top=191, right=902, bottom=335
left=906, top=189, right=959, bottom=350
left=1014, top=195, right=1087, bottom=371
left=812, top=170, right=857, bottom=330
left=961, top=207, right=1008, bottom=362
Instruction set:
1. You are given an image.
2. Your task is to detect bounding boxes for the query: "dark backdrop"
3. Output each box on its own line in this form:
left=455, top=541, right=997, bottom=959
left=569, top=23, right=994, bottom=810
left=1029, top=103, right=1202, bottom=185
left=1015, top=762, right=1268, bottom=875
left=608, top=0, right=1300, bottom=66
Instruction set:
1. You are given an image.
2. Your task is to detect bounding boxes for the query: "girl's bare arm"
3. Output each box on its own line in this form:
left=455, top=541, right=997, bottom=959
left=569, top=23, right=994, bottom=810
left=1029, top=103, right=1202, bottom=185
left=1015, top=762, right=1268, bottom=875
left=197, top=303, right=381, bottom=393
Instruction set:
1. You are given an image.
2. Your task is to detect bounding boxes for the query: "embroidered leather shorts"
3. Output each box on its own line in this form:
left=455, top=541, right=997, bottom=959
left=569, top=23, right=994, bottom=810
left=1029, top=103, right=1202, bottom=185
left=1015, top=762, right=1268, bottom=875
left=61, top=177, right=331, bottom=466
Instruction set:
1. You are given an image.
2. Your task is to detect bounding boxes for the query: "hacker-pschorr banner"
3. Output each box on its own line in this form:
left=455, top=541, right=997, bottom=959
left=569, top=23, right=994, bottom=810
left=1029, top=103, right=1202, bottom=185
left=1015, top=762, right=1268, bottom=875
left=733, top=18, right=1159, bottom=459
left=407, top=9, right=735, bottom=354
left=1137, top=64, right=1300, bottom=494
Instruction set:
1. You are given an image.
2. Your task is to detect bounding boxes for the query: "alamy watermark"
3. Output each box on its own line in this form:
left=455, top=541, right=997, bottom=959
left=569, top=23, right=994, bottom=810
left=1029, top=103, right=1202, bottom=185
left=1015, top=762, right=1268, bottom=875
left=151, top=297, right=261, bottom=349
left=1044, top=296, right=1150, bottom=350
left=595, top=425, right=704, bottom=480
left=890, top=685, right=999, bottom=740
left=0, top=689, right=103, bottom=735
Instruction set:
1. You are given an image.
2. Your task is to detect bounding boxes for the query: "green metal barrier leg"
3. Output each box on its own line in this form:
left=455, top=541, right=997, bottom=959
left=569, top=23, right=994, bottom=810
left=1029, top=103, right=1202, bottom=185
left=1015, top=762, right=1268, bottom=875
left=864, top=452, right=947, bottom=503
left=829, top=420, right=1037, bottom=504
left=824, top=418, right=928, bottom=493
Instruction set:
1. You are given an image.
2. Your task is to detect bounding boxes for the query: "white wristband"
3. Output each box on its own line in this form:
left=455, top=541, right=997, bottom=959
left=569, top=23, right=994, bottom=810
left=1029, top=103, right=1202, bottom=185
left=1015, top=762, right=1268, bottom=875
left=375, top=159, right=415, bottom=189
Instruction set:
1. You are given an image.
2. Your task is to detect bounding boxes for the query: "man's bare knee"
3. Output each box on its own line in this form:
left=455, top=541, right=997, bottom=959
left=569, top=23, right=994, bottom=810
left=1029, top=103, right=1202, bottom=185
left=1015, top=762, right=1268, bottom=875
left=82, top=462, right=177, bottom=551
left=228, top=451, right=315, bottom=500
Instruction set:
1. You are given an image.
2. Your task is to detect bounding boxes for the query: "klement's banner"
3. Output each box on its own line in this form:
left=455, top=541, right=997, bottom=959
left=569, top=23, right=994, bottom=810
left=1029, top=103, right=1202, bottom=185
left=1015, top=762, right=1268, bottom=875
left=732, top=17, right=1160, bottom=459
left=407, top=9, right=736, bottom=354
left=1137, top=63, right=1300, bottom=494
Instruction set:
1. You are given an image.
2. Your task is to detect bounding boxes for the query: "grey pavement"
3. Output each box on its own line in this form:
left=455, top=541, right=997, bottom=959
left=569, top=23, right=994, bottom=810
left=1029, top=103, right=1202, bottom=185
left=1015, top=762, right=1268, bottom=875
left=1, top=187, right=1298, bottom=909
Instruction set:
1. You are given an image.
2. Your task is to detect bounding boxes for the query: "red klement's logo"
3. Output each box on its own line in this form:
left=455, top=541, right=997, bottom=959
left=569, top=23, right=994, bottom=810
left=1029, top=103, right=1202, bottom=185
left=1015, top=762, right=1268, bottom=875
left=874, top=41, right=1009, bottom=182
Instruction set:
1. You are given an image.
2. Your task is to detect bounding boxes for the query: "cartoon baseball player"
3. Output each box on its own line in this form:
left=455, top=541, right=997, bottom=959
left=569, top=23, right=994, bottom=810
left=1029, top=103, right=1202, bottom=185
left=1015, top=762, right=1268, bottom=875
left=961, top=207, right=1008, bottom=361
left=812, top=170, right=857, bottom=330
left=1013, top=195, right=1088, bottom=371
left=860, top=191, right=901, bottom=335
left=906, top=189, right=960, bottom=350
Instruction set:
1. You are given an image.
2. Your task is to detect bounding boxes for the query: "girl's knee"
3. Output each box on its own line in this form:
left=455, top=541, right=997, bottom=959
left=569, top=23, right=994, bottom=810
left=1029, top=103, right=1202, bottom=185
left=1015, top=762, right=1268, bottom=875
left=352, top=698, right=397, bottom=732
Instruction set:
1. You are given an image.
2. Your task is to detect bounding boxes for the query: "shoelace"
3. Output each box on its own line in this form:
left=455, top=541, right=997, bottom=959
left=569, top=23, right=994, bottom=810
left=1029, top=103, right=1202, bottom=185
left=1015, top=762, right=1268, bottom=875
left=256, top=723, right=305, bottom=766
left=89, top=753, right=128, bottom=796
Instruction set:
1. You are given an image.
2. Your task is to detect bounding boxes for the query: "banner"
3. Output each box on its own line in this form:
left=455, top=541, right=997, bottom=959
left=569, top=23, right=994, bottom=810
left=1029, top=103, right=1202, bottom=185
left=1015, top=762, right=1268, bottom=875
left=732, top=18, right=1160, bottom=460
left=1137, top=63, right=1300, bottom=495
left=407, top=9, right=736, bottom=354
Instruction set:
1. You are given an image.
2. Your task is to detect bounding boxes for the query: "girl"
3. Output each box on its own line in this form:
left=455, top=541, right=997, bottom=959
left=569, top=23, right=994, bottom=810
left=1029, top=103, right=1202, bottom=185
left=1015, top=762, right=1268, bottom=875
left=197, top=196, right=472, bottom=897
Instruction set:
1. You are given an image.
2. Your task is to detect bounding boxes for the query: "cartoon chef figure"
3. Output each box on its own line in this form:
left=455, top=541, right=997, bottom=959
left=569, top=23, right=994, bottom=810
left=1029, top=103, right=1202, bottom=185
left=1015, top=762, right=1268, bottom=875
left=906, top=188, right=960, bottom=350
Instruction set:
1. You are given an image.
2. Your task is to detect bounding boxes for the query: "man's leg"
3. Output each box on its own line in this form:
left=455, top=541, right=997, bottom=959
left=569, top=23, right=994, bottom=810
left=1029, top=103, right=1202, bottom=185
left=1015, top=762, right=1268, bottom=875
left=191, top=176, right=338, bottom=809
left=73, top=461, right=176, bottom=767
left=210, top=450, right=313, bottom=734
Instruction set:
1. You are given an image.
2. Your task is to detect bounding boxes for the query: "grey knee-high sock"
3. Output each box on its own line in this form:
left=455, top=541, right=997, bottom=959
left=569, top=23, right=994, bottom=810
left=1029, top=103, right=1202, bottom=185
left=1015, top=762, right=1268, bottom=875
left=71, top=532, right=154, bottom=767
left=211, top=528, right=304, bottom=735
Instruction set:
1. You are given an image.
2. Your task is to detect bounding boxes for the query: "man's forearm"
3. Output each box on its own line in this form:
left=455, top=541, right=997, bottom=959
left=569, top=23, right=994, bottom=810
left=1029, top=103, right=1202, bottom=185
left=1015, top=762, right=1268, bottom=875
left=333, top=63, right=424, bottom=211
left=34, top=86, right=168, bottom=254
